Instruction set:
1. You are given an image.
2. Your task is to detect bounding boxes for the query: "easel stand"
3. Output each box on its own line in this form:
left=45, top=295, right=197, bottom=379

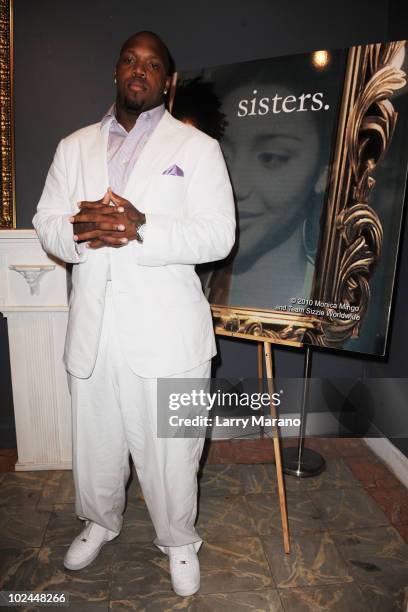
left=257, top=341, right=290, bottom=553
left=281, top=346, right=326, bottom=477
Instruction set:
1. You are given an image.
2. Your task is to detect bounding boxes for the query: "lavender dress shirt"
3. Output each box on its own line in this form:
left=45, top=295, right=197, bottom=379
left=102, top=102, right=165, bottom=195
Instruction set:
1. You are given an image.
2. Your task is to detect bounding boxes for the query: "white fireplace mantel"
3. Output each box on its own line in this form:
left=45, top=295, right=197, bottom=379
left=0, top=229, right=72, bottom=470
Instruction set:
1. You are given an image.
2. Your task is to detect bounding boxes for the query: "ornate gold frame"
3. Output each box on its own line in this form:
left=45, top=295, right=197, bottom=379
left=213, top=42, right=407, bottom=352
left=0, top=0, right=15, bottom=228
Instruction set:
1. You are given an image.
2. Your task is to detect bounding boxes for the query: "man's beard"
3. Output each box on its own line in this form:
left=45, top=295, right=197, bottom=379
left=124, top=96, right=144, bottom=113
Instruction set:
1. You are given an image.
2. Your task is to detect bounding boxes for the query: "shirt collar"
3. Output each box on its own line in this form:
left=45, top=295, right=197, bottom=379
left=100, top=102, right=165, bottom=131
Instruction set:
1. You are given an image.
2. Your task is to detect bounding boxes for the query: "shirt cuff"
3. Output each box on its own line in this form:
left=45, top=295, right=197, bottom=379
left=73, top=238, right=88, bottom=261
left=74, top=241, right=87, bottom=254
left=60, top=213, right=88, bottom=263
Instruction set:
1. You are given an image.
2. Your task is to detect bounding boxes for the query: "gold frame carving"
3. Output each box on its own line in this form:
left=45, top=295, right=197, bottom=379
left=0, top=0, right=15, bottom=228
left=212, top=42, right=407, bottom=351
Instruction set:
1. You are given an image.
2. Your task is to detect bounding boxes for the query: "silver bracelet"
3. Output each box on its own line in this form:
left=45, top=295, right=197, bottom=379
left=136, top=221, right=146, bottom=243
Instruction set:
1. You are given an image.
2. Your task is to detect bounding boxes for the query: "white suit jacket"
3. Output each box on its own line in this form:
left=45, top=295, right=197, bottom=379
left=33, top=111, right=236, bottom=378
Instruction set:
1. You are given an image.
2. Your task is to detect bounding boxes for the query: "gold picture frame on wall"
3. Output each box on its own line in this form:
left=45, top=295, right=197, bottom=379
left=0, top=0, right=15, bottom=228
left=173, top=41, right=407, bottom=356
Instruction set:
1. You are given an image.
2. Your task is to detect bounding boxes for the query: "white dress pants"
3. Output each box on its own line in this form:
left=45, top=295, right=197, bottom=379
left=69, top=282, right=209, bottom=552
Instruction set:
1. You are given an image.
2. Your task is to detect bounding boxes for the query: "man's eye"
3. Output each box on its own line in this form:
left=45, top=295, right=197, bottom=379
left=150, top=62, right=160, bottom=70
left=123, top=56, right=134, bottom=64
left=257, top=152, right=291, bottom=169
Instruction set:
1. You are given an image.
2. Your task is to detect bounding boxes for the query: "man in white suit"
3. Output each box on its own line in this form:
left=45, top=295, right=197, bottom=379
left=33, top=31, right=235, bottom=597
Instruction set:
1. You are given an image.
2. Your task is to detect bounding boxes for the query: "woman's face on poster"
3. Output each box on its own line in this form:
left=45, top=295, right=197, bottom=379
left=220, top=83, right=322, bottom=270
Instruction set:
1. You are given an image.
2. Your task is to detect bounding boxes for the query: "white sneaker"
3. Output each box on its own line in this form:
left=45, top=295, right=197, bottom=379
left=168, top=544, right=200, bottom=597
left=63, top=521, right=118, bottom=570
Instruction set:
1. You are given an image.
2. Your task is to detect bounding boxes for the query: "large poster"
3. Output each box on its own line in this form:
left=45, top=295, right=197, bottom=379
left=173, top=42, right=408, bottom=356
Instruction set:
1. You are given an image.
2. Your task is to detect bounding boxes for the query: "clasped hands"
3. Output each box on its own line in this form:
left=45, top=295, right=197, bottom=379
left=69, top=188, right=145, bottom=249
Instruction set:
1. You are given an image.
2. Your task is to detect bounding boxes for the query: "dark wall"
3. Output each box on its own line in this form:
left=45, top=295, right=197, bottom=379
left=14, top=0, right=388, bottom=229
left=389, top=0, right=408, bottom=41
left=2, top=0, right=407, bottom=450
left=362, top=0, right=408, bottom=456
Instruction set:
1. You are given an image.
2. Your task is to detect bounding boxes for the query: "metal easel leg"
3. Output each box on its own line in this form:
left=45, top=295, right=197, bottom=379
left=282, top=346, right=326, bottom=478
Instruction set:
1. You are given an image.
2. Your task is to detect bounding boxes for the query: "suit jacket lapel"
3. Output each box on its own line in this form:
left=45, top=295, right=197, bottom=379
left=83, top=112, right=182, bottom=201
left=123, top=111, right=179, bottom=200
left=85, top=122, right=110, bottom=197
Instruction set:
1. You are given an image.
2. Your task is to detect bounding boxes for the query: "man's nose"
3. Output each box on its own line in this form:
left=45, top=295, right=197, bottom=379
left=132, top=60, right=146, bottom=78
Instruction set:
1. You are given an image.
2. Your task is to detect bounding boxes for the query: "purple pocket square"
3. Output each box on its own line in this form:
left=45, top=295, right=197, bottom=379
left=162, top=164, right=184, bottom=177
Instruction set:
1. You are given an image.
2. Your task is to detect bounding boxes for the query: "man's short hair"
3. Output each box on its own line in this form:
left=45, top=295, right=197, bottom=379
left=119, top=31, right=175, bottom=76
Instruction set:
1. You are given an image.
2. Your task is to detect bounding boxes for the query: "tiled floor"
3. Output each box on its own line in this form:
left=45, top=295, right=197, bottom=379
left=1, top=439, right=408, bottom=610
